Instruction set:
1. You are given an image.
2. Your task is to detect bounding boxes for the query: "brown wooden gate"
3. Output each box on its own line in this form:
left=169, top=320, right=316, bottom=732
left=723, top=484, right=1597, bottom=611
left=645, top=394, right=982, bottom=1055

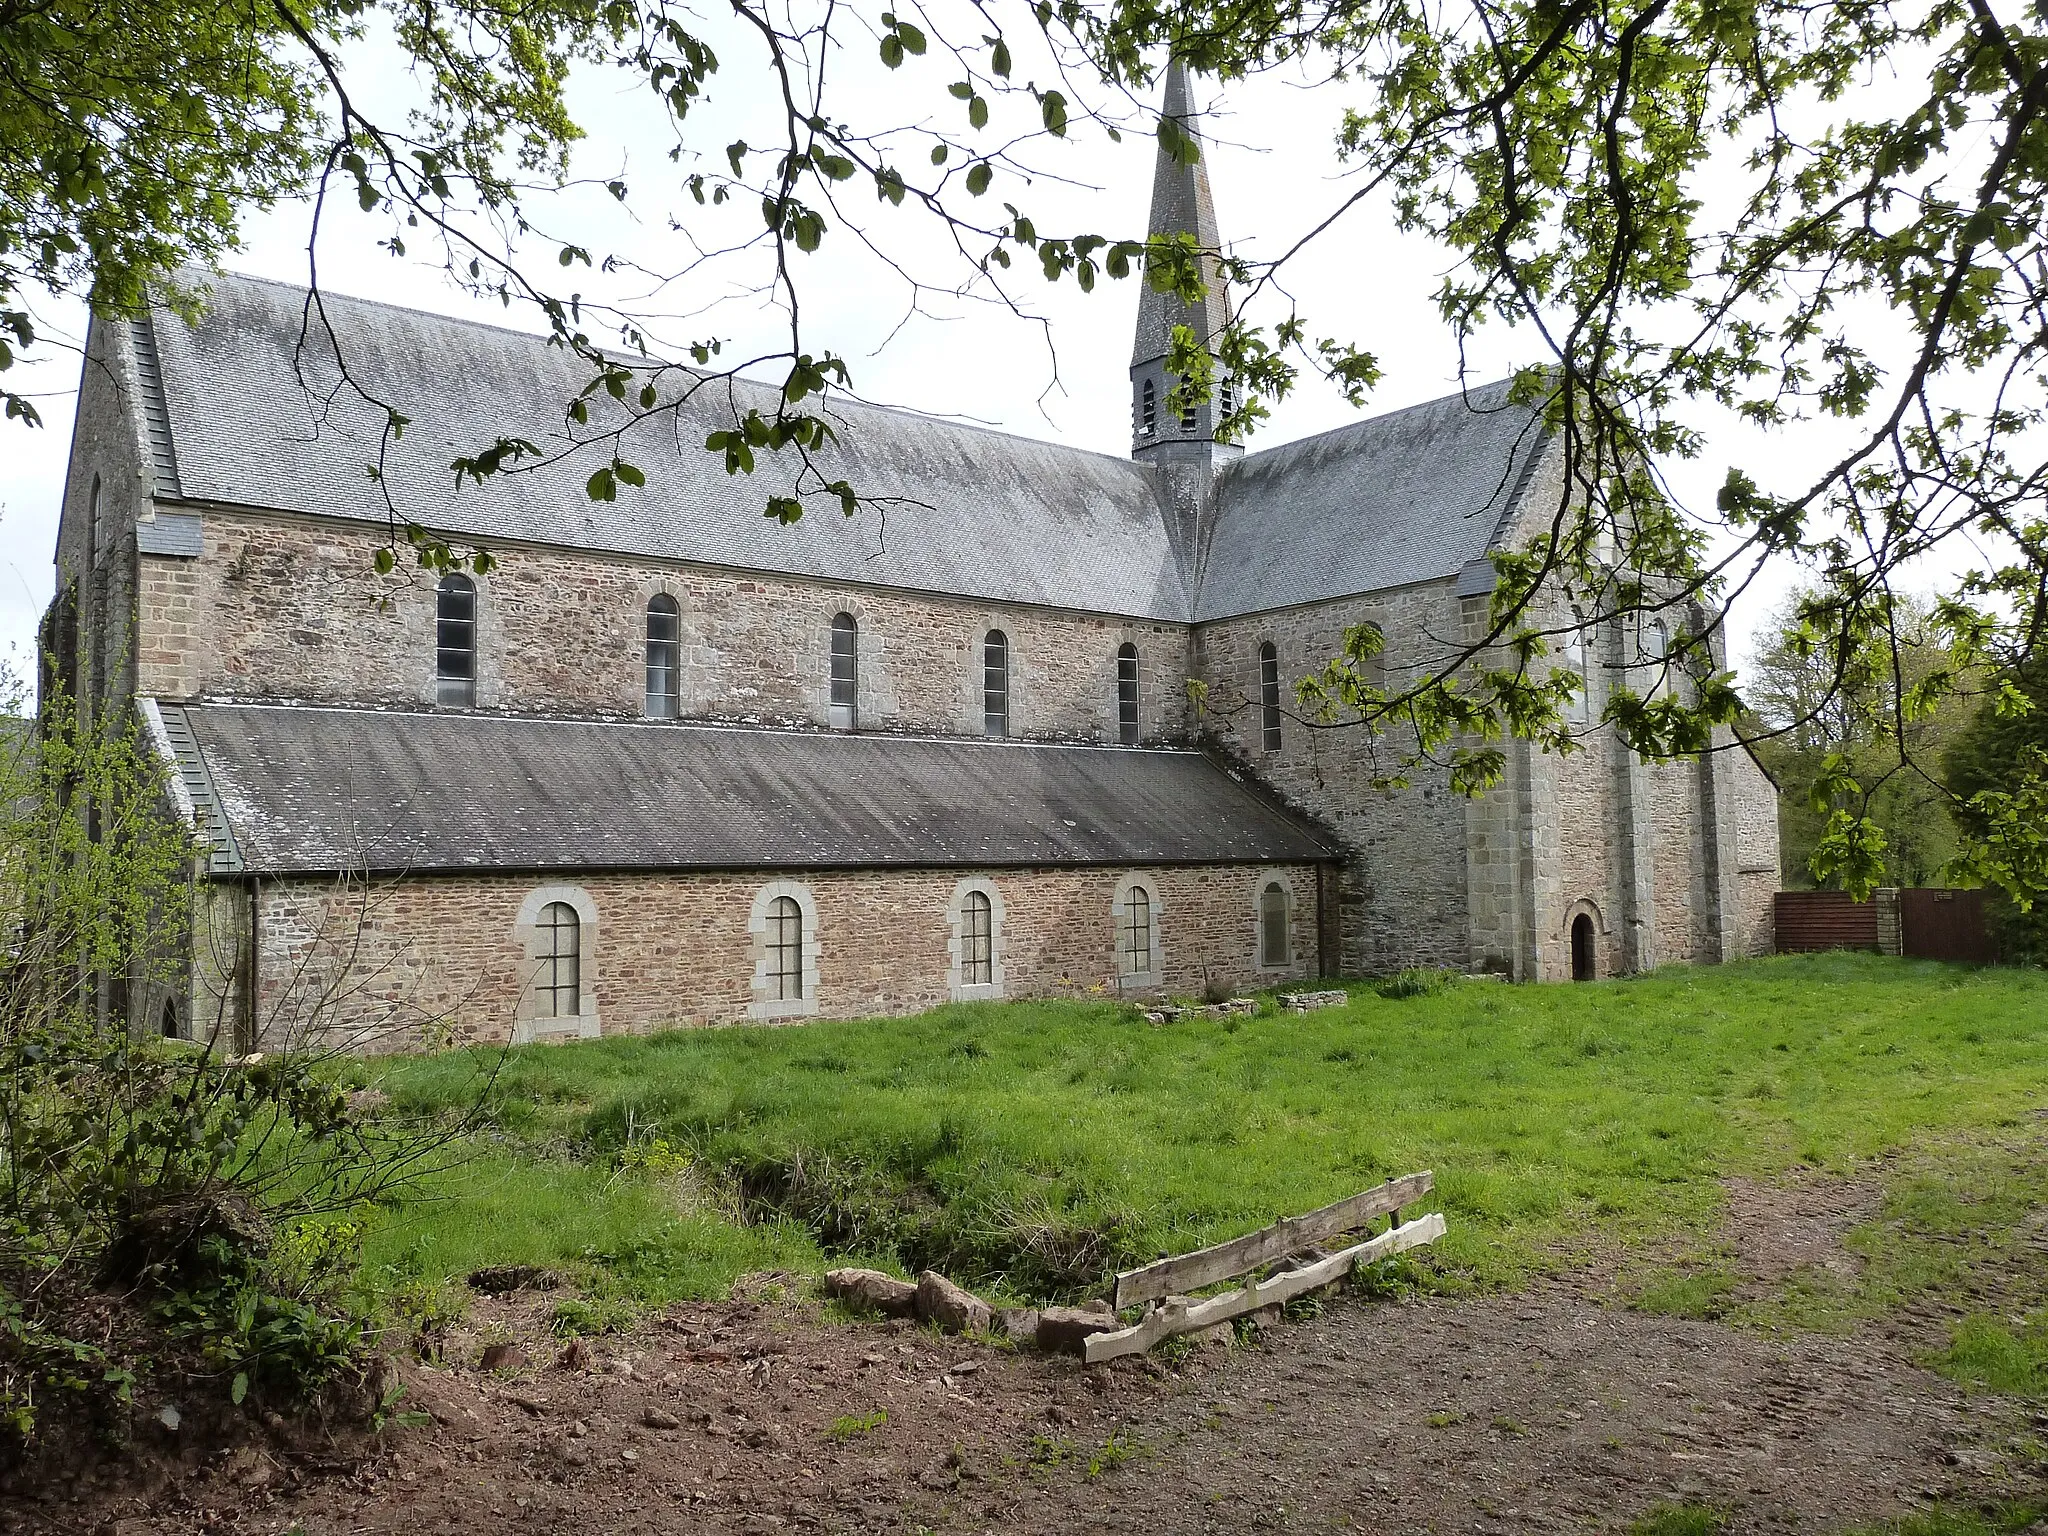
left=1774, top=890, right=1879, bottom=952
left=1899, top=888, right=1999, bottom=964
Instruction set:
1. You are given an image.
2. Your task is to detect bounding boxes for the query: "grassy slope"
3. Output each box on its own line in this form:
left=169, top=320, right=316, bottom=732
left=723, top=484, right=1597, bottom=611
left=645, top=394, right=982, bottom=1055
left=360, top=955, right=2048, bottom=1307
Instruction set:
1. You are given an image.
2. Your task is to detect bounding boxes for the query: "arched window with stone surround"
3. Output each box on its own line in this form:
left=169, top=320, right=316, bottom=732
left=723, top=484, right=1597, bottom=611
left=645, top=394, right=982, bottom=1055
left=1116, top=643, right=1140, bottom=746
left=1259, top=882, right=1289, bottom=968
left=1120, top=884, right=1153, bottom=977
left=536, top=901, right=581, bottom=1017
left=983, top=630, right=1010, bottom=737
left=829, top=613, right=858, bottom=729
left=1259, top=642, right=1282, bottom=752
left=435, top=573, right=477, bottom=706
left=962, top=891, right=993, bottom=985
left=645, top=594, right=680, bottom=719
left=766, top=895, right=805, bottom=1000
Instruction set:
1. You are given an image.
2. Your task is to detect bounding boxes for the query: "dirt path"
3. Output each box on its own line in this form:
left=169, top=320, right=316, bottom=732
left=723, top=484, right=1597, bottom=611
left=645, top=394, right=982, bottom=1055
left=10, top=1170, right=2043, bottom=1536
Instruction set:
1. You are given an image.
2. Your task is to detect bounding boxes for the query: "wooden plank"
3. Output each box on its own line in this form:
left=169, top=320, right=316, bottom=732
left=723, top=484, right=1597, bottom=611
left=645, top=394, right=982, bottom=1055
left=1112, top=1171, right=1433, bottom=1308
left=1085, top=1211, right=1446, bottom=1363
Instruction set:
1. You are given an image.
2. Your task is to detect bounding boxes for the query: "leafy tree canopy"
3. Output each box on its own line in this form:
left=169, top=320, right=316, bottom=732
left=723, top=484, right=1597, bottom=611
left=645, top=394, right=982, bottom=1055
left=9, top=0, right=2048, bottom=901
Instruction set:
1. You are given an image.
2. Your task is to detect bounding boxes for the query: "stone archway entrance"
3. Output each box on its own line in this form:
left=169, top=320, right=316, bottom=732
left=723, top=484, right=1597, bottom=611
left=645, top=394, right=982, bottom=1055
left=1571, top=913, right=1596, bottom=982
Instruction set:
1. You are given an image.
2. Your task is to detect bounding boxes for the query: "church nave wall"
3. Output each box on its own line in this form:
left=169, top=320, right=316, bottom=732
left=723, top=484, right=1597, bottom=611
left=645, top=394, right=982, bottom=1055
left=136, top=508, right=1191, bottom=743
left=229, top=862, right=1323, bottom=1052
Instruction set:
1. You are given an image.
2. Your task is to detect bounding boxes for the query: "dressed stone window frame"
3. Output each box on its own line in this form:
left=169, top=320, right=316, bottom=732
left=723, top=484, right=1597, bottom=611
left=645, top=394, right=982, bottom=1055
left=1115, top=643, right=1140, bottom=746
left=512, top=885, right=601, bottom=1043
left=828, top=612, right=859, bottom=729
left=1255, top=873, right=1295, bottom=971
left=1258, top=641, right=1283, bottom=752
left=434, top=572, right=479, bottom=707
left=946, top=877, right=1006, bottom=1001
left=748, top=879, right=821, bottom=1021
left=1111, top=873, right=1164, bottom=989
left=644, top=590, right=682, bottom=719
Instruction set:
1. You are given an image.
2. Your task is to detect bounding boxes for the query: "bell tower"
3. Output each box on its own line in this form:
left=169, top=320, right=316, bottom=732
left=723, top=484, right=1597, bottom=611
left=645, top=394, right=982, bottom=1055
left=1130, top=59, right=1239, bottom=470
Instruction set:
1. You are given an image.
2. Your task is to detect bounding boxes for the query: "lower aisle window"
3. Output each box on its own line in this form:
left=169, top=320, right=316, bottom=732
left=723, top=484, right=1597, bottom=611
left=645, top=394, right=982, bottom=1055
left=1120, top=885, right=1153, bottom=977
left=767, top=895, right=805, bottom=1000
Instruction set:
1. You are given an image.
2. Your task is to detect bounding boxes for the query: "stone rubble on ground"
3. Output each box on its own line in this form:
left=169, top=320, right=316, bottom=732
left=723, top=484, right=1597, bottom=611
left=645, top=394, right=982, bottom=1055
left=823, top=1267, right=920, bottom=1317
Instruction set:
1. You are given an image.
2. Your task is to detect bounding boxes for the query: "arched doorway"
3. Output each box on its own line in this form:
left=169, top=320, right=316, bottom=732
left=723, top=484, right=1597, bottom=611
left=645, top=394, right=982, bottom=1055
left=1571, top=914, right=1596, bottom=982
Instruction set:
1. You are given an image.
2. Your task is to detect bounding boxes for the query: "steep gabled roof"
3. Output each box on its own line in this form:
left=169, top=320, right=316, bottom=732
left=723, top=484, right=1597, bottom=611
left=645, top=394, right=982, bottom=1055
left=160, top=703, right=1339, bottom=874
left=146, top=273, right=1190, bottom=620
left=1196, top=380, right=1551, bottom=619
left=137, top=271, right=1550, bottom=621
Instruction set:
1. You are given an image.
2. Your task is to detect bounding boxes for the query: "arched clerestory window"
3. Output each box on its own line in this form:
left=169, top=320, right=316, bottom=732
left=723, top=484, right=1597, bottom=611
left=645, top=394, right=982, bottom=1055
left=1259, top=642, right=1282, bottom=752
left=1116, top=643, right=1139, bottom=746
left=829, top=613, right=858, bottom=729
left=435, top=573, right=476, bottom=706
left=983, top=630, right=1009, bottom=737
left=645, top=594, right=680, bottom=718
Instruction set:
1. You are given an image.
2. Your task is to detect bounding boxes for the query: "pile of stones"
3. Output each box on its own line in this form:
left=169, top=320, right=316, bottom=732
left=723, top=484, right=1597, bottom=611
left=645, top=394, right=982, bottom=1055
left=822, top=1269, right=1123, bottom=1356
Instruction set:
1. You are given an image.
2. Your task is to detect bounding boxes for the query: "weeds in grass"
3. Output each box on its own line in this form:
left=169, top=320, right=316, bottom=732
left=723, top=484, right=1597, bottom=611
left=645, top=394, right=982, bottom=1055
left=1426, top=1409, right=1465, bottom=1428
left=1629, top=1504, right=1726, bottom=1536
left=827, top=1409, right=887, bottom=1441
left=1028, top=1431, right=1073, bottom=1466
left=1840, top=1506, right=2044, bottom=1536
left=549, top=1296, right=635, bottom=1336
left=1374, top=968, right=1460, bottom=1000
left=1932, top=1313, right=2048, bottom=1396
left=1631, top=1264, right=1738, bottom=1320
left=1084, top=1428, right=1140, bottom=1477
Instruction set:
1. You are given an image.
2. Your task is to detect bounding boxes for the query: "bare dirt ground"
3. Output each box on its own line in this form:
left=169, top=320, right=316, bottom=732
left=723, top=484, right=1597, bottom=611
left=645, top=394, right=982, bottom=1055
left=7, top=1170, right=2042, bottom=1536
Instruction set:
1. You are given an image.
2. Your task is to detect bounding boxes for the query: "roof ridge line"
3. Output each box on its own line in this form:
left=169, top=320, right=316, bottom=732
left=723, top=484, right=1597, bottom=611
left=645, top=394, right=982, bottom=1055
left=1223, top=376, right=1528, bottom=471
left=182, top=699, right=1210, bottom=755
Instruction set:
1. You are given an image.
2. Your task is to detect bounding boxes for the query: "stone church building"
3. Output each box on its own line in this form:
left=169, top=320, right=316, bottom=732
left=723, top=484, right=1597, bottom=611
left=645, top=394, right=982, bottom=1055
left=47, top=66, right=1778, bottom=1051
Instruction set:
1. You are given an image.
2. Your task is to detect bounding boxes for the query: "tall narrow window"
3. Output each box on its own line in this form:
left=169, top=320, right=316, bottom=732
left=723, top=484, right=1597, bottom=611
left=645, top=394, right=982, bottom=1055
left=1564, top=615, right=1591, bottom=726
left=829, top=613, right=858, bottom=729
left=962, top=890, right=993, bottom=986
left=1260, top=882, right=1289, bottom=967
left=537, top=901, right=580, bottom=1018
left=983, top=629, right=1009, bottom=736
left=436, top=574, right=476, bottom=706
left=1220, top=377, right=1236, bottom=419
left=645, top=594, right=680, bottom=719
left=1116, top=643, right=1139, bottom=746
left=767, top=895, right=805, bottom=1000
left=1139, top=378, right=1157, bottom=438
left=1119, top=885, right=1153, bottom=977
left=87, top=474, right=101, bottom=566
left=1259, top=642, right=1282, bottom=752
left=1179, top=388, right=1198, bottom=431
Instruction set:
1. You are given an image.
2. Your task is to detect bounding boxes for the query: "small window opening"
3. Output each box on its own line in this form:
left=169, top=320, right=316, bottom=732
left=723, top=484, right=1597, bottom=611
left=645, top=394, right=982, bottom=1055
left=983, top=629, right=1010, bottom=737
left=1220, top=377, right=1235, bottom=419
left=160, top=998, right=180, bottom=1039
left=436, top=573, right=477, bottom=706
left=1259, top=642, right=1282, bottom=752
left=1119, top=885, right=1153, bottom=978
left=1260, top=882, right=1289, bottom=967
left=1138, top=378, right=1157, bottom=439
left=962, top=890, right=993, bottom=986
left=1571, top=913, right=1596, bottom=982
left=828, top=613, right=858, bottom=729
left=767, top=895, right=805, bottom=1000
left=537, top=901, right=581, bottom=1017
left=1116, top=643, right=1140, bottom=746
left=645, top=594, right=680, bottom=719
left=1179, top=388, right=1198, bottom=431
left=87, top=474, right=102, bottom=567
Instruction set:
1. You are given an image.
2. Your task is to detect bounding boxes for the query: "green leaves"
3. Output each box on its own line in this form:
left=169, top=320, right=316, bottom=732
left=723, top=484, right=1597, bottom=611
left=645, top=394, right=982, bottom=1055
left=877, top=12, right=926, bottom=68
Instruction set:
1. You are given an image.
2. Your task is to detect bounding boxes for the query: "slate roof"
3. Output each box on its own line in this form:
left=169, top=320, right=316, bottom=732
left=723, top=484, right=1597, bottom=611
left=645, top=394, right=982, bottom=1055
left=162, top=703, right=1339, bottom=875
left=1197, top=381, right=1549, bottom=620
left=136, top=271, right=1549, bottom=620
left=143, top=275, right=1191, bottom=620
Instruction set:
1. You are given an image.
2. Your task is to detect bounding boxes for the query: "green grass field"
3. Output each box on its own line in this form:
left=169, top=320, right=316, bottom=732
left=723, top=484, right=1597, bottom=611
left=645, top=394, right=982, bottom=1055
left=353, top=954, right=2048, bottom=1330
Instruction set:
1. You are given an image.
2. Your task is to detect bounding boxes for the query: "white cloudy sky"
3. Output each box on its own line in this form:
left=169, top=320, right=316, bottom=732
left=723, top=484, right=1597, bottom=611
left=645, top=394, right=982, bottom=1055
left=0, top=16, right=1975, bottom=680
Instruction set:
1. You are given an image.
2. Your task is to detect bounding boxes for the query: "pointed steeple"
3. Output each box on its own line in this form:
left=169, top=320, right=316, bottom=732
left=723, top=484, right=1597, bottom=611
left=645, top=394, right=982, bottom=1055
left=1129, top=59, right=1237, bottom=461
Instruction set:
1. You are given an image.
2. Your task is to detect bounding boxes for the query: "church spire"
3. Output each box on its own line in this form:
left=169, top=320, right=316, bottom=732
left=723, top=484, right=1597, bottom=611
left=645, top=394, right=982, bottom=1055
left=1130, top=58, right=1235, bottom=460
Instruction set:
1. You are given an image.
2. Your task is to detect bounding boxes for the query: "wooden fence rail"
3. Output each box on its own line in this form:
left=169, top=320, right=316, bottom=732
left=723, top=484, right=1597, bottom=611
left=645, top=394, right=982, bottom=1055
left=1083, top=1171, right=1446, bottom=1363
left=1112, top=1170, right=1434, bottom=1309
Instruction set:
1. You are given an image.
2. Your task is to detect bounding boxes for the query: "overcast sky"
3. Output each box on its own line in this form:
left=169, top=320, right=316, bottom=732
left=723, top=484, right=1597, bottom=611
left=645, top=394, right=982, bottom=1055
left=1, top=24, right=1965, bottom=683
